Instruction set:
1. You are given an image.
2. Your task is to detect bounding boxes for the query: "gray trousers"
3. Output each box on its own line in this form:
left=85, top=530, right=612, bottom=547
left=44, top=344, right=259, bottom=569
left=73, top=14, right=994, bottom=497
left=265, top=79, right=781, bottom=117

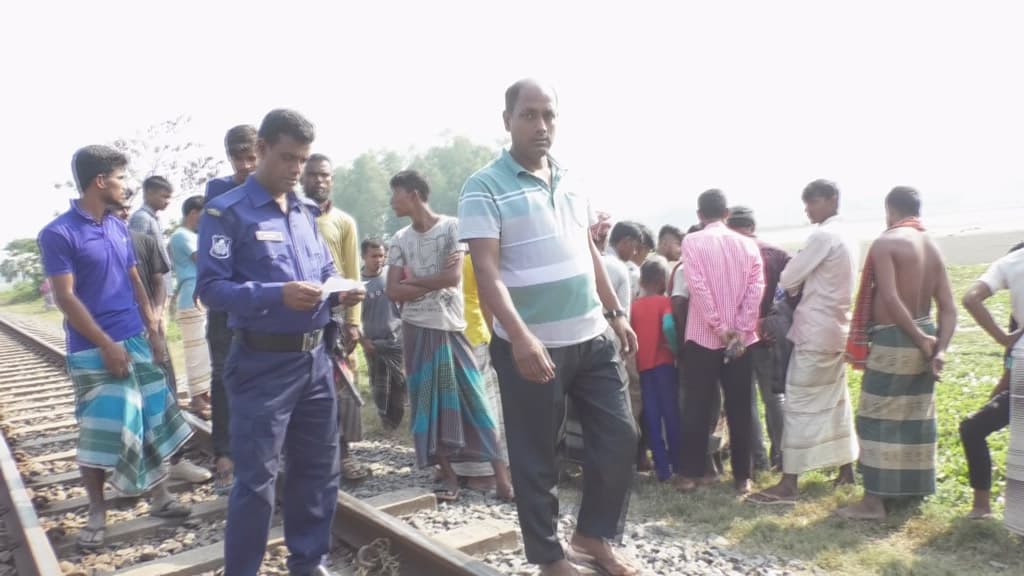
left=751, top=343, right=785, bottom=468
left=491, top=331, right=637, bottom=565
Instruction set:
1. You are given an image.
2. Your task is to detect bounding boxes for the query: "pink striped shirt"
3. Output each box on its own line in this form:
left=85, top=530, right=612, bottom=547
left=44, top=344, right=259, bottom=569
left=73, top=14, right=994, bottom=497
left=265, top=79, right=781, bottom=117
left=682, top=221, right=765, bottom=350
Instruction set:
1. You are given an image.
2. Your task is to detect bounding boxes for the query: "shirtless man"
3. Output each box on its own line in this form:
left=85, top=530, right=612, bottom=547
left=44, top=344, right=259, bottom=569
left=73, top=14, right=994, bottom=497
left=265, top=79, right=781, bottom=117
left=839, top=186, right=956, bottom=520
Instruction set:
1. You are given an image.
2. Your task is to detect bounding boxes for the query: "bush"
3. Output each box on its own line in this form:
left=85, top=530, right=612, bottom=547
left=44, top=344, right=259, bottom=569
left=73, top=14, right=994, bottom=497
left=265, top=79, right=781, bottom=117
left=0, top=282, right=41, bottom=305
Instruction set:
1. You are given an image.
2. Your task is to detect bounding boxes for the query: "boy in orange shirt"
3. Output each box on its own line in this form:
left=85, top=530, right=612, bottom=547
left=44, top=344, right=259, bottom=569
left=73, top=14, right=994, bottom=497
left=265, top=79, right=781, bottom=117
left=630, top=258, right=681, bottom=481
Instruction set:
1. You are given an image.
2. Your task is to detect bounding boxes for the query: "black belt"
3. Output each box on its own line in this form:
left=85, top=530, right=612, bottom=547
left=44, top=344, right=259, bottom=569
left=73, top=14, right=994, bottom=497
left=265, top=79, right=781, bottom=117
left=239, top=328, right=324, bottom=353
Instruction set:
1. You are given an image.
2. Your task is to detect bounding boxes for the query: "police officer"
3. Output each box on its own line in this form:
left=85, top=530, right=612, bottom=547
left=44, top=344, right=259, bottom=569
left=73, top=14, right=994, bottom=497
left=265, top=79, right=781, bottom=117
left=197, top=109, right=364, bottom=576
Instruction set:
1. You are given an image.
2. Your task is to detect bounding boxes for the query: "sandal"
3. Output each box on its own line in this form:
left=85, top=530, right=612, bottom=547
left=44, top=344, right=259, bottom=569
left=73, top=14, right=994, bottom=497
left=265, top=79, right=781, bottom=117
left=433, top=487, right=460, bottom=502
left=746, top=491, right=797, bottom=506
left=150, top=499, right=192, bottom=518
left=76, top=526, right=106, bottom=550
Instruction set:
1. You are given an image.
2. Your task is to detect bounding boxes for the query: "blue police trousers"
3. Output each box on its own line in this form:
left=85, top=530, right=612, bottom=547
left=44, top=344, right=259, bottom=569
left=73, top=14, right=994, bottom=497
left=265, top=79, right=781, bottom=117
left=223, top=338, right=340, bottom=576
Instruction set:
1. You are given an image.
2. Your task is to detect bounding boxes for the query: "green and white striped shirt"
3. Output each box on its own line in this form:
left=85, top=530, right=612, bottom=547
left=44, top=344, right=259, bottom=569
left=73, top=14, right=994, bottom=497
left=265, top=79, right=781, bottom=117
left=457, top=150, right=606, bottom=347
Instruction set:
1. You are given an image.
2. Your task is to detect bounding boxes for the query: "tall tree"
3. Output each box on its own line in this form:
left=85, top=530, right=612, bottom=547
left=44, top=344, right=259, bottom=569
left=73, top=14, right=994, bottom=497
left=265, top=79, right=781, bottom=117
left=330, top=137, right=498, bottom=239
left=0, top=238, right=43, bottom=285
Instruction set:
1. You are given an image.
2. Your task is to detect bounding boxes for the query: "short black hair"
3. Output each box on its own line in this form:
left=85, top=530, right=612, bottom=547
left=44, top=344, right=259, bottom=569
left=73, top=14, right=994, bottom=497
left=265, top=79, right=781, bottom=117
left=802, top=179, right=839, bottom=202
left=143, top=175, right=173, bottom=195
left=258, top=109, right=315, bottom=147
left=640, top=257, right=667, bottom=286
left=697, top=189, right=728, bottom=220
left=72, top=145, right=128, bottom=193
left=181, top=195, right=205, bottom=218
left=658, top=225, right=683, bottom=242
left=307, top=153, right=331, bottom=167
left=609, top=221, right=642, bottom=246
left=361, top=237, right=386, bottom=255
left=885, top=186, right=921, bottom=217
left=687, top=223, right=704, bottom=234
left=389, top=169, right=431, bottom=200
left=225, top=125, right=258, bottom=157
left=504, top=78, right=557, bottom=114
left=638, top=224, right=655, bottom=251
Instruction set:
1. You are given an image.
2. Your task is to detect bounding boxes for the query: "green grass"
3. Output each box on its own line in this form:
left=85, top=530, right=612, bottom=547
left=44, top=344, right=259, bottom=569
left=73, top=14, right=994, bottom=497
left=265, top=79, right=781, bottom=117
left=5, top=265, right=1022, bottom=574
left=554, top=263, right=1022, bottom=576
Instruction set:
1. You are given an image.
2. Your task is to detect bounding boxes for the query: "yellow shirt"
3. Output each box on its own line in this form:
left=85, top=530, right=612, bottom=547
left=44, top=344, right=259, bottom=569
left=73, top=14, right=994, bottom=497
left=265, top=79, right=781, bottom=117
left=316, top=206, right=362, bottom=327
left=462, top=253, right=491, bottom=347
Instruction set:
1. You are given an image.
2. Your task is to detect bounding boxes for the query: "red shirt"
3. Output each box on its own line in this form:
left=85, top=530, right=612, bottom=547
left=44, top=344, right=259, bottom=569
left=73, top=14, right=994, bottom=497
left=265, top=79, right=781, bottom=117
left=630, top=295, right=676, bottom=372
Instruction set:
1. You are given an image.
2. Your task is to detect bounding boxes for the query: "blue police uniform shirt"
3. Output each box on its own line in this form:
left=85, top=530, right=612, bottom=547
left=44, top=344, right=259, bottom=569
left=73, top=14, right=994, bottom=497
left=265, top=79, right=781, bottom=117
left=204, top=175, right=241, bottom=202
left=37, top=200, right=145, bottom=353
left=196, top=175, right=337, bottom=334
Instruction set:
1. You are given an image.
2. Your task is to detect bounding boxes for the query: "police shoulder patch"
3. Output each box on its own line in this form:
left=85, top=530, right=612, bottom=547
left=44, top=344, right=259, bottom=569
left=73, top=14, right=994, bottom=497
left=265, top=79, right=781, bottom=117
left=210, top=235, right=232, bottom=259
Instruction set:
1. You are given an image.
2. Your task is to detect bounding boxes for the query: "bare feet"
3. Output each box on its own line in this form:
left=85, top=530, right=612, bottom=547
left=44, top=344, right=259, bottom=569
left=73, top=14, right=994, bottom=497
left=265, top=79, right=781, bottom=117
left=539, top=559, right=580, bottom=576
left=568, top=532, right=639, bottom=576
left=837, top=496, right=886, bottom=521
left=748, top=476, right=799, bottom=504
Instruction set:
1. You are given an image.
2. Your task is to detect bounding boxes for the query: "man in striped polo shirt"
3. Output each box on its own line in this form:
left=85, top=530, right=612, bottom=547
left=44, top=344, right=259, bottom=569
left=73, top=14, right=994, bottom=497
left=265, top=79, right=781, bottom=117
left=459, top=79, right=640, bottom=576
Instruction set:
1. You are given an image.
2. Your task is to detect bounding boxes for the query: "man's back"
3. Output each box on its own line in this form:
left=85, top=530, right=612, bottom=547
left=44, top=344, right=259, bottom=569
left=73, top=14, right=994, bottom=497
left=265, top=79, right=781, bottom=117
left=871, top=228, right=943, bottom=323
left=682, top=221, right=764, bottom=348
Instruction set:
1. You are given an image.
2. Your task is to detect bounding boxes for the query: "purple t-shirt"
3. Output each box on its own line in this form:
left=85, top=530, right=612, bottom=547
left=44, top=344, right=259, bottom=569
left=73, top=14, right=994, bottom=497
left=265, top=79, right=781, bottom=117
left=204, top=175, right=241, bottom=202
left=38, top=201, right=144, bottom=352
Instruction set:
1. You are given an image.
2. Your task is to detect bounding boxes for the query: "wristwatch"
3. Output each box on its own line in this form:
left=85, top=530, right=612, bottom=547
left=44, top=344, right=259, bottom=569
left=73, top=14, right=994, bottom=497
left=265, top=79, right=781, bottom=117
left=604, top=308, right=627, bottom=320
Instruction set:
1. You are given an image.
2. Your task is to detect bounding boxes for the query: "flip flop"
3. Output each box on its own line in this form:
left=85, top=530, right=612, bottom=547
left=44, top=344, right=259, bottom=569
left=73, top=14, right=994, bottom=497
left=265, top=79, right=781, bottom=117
left=150, top=500, right=192, bottom=518
left=433, top=488, right=460, bottom=502
left=746, top=492, right=797, bottom=506
left=76, top=526, right=105, bottom=550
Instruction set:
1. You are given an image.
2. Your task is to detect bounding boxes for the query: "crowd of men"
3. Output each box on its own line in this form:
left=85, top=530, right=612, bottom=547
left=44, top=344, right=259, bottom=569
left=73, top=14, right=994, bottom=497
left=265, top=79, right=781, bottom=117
left=35, top=78, right=1024, bottom=576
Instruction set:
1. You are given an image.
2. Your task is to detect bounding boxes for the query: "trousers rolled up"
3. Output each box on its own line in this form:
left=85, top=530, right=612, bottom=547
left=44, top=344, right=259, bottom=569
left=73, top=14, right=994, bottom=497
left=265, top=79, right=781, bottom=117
left=960, top=390, right=1009, bottom=491
left=223, top=338, right=340, bottom=576
left=206, top=309, right=233, bottom=458
left=680, top=340, right=754, bottom=483
left=491, top=331, right=637, bottom=565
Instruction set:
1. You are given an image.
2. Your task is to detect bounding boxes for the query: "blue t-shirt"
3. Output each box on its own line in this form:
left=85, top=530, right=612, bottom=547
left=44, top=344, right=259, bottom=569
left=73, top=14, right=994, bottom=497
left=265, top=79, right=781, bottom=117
left=204, top=175, right=241, bottom=202
left=169, top=227, right=199, bottom=311
left=38, top=201, right=145, bottom=352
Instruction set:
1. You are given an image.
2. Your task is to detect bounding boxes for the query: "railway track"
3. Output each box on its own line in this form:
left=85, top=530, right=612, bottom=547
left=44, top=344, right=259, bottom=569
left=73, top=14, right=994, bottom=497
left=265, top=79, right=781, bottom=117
left=0, top=314, right=516, bottom=576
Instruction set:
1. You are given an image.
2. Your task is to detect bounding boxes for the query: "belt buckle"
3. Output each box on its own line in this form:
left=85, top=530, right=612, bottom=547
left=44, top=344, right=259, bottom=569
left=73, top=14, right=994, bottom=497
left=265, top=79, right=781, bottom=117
left=302, top=331, right=317, bottom=352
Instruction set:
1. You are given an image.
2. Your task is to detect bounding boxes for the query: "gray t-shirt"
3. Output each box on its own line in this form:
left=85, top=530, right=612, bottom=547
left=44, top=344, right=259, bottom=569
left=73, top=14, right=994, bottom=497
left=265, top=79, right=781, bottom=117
left=361, top=266, right=402, bottom=346
left=387, top=216, right=467, bottom=332
left=602, top=253, right=632, bottom=316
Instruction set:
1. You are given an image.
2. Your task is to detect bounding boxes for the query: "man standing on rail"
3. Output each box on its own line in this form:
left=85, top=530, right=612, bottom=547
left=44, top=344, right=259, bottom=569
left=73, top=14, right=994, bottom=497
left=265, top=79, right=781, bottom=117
left=197, top=109, right=363, bottom=576
left=459, top=79, right=639, bottom=576
left=203, top=124, right=259, bottom=495
left=38, top=145, right=194, bottom=549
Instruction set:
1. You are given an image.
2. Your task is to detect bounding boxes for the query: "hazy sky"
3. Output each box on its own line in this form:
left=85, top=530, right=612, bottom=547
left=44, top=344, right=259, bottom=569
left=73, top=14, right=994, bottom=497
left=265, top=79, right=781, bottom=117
left=4, top=1, right=1023, bottom=250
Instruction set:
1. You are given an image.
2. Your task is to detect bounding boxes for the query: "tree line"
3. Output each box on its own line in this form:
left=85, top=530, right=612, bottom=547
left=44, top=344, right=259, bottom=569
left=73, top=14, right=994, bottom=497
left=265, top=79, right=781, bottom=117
left=1, top=124, right=499, bottom=295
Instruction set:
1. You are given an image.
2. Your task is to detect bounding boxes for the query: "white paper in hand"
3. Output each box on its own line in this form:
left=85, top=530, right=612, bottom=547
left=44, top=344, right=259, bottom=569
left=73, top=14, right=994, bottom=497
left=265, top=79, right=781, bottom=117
left=320, top=276, right=362, bottom=300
